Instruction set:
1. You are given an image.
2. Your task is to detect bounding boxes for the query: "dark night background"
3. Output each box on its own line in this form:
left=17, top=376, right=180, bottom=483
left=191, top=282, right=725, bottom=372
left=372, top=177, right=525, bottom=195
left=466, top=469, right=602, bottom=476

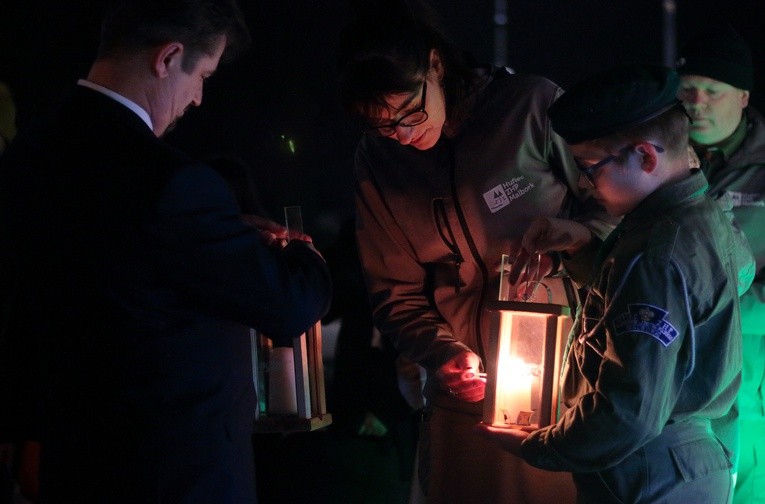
left=1, top=0, right=763, bottom=248
left=1, top=1, right=764, bottom=501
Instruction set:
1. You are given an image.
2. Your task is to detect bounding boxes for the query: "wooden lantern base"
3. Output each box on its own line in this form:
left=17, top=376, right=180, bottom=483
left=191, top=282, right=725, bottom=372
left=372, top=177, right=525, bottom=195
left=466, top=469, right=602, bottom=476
left=253, top=413, right=333, bottom=433
left=253, top=322, right=332, bottom=433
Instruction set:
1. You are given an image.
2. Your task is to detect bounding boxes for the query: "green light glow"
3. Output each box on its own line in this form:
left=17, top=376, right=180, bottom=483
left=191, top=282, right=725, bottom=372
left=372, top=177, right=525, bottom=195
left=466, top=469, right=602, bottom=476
left=278, top=134, right=297, bottom=155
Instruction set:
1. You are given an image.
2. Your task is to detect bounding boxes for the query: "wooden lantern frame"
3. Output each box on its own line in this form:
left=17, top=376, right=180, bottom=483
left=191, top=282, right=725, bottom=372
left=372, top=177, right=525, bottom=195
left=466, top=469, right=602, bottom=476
left=251, top=205, right=332, bottom=432
left=252, top=322, right=332, bottom=433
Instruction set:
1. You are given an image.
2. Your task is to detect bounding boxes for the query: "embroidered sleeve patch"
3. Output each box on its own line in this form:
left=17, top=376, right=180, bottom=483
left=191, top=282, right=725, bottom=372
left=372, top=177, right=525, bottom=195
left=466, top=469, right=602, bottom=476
left=612, top=303, right=679, bottom=346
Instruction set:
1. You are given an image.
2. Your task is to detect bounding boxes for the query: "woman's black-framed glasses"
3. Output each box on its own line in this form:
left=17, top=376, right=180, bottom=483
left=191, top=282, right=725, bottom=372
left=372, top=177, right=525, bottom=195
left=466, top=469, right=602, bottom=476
left=576, top=143, right=665, bottom=187
left=364, top=81, right=428, bottom=137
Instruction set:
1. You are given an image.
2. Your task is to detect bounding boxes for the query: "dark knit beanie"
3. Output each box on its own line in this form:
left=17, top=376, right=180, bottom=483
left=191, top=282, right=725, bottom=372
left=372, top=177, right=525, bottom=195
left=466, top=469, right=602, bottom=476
left=677, top=24, right=753, bottom=91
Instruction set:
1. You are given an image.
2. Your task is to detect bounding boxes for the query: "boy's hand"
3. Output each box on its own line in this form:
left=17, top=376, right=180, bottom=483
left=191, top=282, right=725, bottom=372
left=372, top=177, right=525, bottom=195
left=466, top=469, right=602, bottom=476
left=473, top=423, right=529, bottom=457
left=522, top=217, right=592, bottom=256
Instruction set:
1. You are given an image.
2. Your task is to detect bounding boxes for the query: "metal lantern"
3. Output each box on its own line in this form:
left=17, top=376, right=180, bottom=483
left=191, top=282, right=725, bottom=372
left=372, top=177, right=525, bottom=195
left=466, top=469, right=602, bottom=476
left=252, top=206, right=332, bottom=432
left=482, top=253, right=573, bottom=429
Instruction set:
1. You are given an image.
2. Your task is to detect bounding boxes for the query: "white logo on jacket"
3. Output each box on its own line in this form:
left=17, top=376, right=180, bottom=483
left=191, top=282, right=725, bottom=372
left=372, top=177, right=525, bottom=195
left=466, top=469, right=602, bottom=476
left=483, top=176, right=536, bottom=213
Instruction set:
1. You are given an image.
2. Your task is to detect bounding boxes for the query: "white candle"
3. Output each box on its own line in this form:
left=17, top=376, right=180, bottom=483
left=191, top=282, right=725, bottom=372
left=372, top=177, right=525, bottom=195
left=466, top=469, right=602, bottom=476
left=268, top=347, right=298, bottom=415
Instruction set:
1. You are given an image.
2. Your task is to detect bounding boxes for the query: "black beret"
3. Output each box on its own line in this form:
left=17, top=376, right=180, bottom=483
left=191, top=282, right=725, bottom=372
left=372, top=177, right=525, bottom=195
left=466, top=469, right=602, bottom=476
left=677, top=25, right=753, bottom=91
left=548, top=64, right=681, bottom=145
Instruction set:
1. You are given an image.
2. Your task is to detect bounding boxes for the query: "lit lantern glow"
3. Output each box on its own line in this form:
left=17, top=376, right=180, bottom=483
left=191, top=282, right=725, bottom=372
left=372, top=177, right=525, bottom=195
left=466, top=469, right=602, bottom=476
left=483, top=301, right=571, bottom=429
left=495, top=354, right=535, bottom=426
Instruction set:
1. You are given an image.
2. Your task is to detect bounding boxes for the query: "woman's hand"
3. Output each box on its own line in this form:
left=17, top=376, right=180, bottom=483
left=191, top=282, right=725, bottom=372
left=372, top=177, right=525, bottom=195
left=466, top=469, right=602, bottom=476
left=435, top=351, right=486, bottom=402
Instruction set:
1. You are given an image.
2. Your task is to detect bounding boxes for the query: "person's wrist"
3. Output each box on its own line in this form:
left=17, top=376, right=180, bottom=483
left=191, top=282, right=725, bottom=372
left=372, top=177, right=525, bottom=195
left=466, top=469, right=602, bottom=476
left=563, top=235, right=591, bottom=256
left=561, top=231, right=596, bottom=259
left=547, top=252, right=562, bottom=277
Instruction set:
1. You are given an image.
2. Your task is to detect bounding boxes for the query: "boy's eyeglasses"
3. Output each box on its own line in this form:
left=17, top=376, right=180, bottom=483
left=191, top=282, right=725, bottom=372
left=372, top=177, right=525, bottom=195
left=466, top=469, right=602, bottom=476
left=576, top=143, right=665, bottom=187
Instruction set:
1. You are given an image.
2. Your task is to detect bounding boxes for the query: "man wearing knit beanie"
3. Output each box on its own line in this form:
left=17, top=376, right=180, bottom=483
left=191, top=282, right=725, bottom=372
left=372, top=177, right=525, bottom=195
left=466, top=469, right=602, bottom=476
left=678, top=24, right=765, bottom=504
left=677, top=24, right=754, bottom=147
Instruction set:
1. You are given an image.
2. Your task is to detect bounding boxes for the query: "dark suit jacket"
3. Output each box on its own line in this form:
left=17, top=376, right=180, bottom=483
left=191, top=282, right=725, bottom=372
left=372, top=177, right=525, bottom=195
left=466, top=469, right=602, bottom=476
left=0, top=85, right=331, bottom=503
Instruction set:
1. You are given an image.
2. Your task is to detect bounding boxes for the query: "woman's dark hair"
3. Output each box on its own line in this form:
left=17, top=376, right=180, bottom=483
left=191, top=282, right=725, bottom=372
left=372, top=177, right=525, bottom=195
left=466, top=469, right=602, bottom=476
left=337, top=2, right=478, bottom=126
left=97, top=0, right=251, bottom=72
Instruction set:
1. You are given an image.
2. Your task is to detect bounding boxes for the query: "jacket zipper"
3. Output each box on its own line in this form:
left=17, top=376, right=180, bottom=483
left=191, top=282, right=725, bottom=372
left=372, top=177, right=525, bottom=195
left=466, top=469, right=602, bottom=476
left=433, top=198, right=464, bottom=294
left=445, top=139, right=489, bottom=363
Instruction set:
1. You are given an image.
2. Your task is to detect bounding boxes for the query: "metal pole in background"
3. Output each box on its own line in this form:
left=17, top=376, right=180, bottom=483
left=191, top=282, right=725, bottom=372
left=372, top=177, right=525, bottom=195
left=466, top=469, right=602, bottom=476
left=494, top=0, right=509, bottom=67
left=662, top=0, right=677, bottom=67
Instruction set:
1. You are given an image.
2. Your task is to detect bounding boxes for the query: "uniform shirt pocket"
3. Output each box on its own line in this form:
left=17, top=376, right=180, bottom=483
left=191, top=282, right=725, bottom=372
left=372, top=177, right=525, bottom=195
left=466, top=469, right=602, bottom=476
left=670, top=437, right=732, bottom=482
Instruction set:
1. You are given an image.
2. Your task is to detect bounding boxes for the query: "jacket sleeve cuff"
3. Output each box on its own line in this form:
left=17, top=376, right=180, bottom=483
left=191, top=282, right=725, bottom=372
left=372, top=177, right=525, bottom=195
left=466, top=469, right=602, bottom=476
left=520, top=427, right=568, bottom=472
left=560, top=235, right=603, bottom=286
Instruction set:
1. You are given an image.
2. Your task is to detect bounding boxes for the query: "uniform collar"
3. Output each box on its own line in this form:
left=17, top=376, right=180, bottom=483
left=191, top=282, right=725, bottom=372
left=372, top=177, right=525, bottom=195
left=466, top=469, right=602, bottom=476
left=691, top=113, right=748, bottom=162
left=622, top=169, right=709, bottom=231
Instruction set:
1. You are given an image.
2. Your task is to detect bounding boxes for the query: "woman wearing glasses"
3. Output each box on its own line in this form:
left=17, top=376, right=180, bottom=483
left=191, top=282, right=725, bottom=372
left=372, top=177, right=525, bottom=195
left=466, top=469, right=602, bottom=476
left=336, top=5, right=616, bottom=502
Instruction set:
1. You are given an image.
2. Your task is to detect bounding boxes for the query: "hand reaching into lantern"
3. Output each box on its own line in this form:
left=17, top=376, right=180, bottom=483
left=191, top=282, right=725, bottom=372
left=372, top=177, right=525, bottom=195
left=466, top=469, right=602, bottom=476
left=504, top=250, right=551, bottom=301
left=520, top=217, right=592, bottom=257
left=502, top=217, right=593, bottom=300
left=436, top=351, right=486, bottom=402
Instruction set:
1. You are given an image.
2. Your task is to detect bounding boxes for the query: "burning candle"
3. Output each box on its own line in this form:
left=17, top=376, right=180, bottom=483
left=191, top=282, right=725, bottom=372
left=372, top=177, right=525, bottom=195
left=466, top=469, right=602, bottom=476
left=483, top=281, right=572, bottom=429
left=497, top=357, right=534, bottom=425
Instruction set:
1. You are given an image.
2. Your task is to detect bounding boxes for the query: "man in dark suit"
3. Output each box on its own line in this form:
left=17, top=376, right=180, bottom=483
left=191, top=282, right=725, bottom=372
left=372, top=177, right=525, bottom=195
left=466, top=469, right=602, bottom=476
left=0, top=1, right=332, bottom=502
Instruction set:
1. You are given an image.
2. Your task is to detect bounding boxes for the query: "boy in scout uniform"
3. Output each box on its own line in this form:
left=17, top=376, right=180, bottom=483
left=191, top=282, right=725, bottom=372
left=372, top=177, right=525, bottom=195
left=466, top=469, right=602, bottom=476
left=476, top=64, right=754, bottom=503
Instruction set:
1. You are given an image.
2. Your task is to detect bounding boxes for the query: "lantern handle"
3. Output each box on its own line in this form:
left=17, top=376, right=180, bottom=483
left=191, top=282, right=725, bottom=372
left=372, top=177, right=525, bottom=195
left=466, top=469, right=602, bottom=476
left=519, top=253, right=541, bottom=301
